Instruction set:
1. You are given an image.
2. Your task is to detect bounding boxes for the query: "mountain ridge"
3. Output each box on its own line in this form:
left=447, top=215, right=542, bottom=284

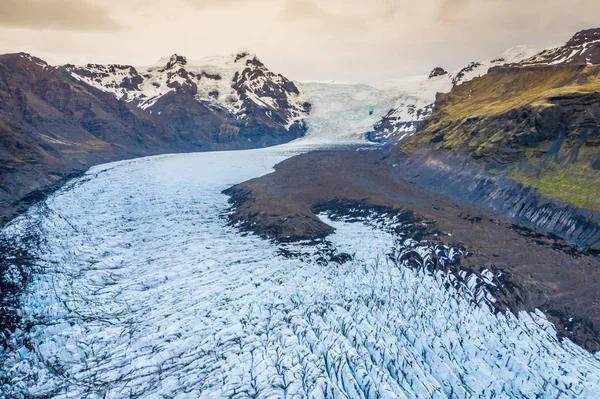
left=367, top=45, right=540, bottom=142
left=395, top=28, right=600, bottom=228
left=521, top=28, right=600, bottom=66
left=61, top=51, right=309, bottom=129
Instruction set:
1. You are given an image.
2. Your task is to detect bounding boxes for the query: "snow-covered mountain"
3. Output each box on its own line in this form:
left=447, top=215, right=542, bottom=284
left=60, top=47, right=542, bottom=146
left=62, top=52, right=310, bottom=132
left=366, top=45, right=540, bottom=142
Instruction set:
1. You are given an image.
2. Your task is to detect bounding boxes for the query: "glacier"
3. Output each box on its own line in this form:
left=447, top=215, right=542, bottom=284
left=1, top=142, right=600, bottom=398
left=295, top=46, right=540, bottom=143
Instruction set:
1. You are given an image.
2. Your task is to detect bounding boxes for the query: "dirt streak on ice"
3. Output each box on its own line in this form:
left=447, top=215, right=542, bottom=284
left=1, top=143, right=600, bottom=398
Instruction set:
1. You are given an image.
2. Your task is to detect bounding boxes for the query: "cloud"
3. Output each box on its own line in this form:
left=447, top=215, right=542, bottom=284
left=438, top=0, right=471, bottom=22
left=279, top=0, right=372, bottom=32
left=0, top=0, right=599, bottom=81
left=185, top=0, right=264, bottom=9
left=0, top=0, right=123, bottom=31
left=280, top=0, right=334, bottom=20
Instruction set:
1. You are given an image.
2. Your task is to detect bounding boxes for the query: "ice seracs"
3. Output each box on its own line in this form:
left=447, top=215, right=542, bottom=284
left=1, top=144, right=599, bottom=398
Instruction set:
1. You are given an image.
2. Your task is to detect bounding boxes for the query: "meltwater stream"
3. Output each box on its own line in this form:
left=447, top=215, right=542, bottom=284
left=1, top=143, right=600, bottom=398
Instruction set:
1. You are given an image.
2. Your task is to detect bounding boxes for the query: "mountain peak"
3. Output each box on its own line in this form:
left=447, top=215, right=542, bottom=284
left=164, top=54, right=188, bottom=69
left=231, top=52, right=266, bottom=68
left=13, top=52, right=48, bottom=66
left=498, top=45, right=540, bottom=64
left=521, top=27, right=600, bottom=66
left=0, top=52, right=50, bottom=71
left=566, top=28, right=600, bottom=47
left=233, top=52, right=256, bottom=63
left=428, top=67, right=448, bottom=79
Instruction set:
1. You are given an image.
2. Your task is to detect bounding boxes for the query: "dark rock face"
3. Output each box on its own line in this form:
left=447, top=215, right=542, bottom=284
left=567, top=28, right=600, bottom=46
left=163, top=54, right=188, bottom=70
left=388, top=150, right=600, bottom=250
left=217, top=124, right=241, bottom=142
left=422, top=90, right=600, bottom=164
left=452, top=62, right=482, bottom=85
left=234, top=52, right=252, bottom=63
left=367, top=104, right=434, bottom=143
left=0, top=52, right=308, bottom=225
left=429, top=67, right=448, bottom=79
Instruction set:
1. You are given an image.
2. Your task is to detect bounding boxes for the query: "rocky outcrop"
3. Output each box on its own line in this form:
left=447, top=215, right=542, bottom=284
left=415, top=78, right=600, bottom=163
left=428, top=67, right=448, bottom=79
left=451, top=62, right=482, bottom=86
left=388, top=149, right=600, bottom=250
left=367, top=104, right=434, bottom=143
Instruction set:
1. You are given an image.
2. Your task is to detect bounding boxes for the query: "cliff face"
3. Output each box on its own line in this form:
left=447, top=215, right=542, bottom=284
left=0, top=53, right=309, bottom=225
left=388, top=149, right=600, bottom=250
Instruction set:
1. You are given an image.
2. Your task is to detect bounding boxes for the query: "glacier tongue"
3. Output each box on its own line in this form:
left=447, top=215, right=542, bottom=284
left=1, top=144, right=600, bottom=398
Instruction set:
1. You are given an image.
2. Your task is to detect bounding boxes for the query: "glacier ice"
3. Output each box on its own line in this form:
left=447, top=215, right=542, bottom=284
left=0, top=143, right=599, bottom=398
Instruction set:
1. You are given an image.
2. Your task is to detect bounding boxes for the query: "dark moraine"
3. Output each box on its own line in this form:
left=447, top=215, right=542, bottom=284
left=224, top=149, right=600, bottom=352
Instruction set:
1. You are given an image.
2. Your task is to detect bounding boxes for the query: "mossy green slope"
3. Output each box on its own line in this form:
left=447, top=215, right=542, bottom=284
left=402, top=64, right=600, bottom=211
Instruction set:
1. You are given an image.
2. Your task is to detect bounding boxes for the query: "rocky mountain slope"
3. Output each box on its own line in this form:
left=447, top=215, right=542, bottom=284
left=395, top=28, right=600, bottom=247
left=368, top=46, right=540, bottom=142
left=521, top=28, right=600, bottom=66
left=0, top=52, right=308, bottom=225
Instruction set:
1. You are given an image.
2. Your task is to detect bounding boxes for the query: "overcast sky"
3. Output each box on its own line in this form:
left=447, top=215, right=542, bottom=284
left=0, top=0, right=598, bottom=81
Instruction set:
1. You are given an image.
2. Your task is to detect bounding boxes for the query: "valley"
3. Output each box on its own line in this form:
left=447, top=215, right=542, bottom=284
left=2, top=25, right=600, bottom=399
left=1, top=143, right=600, bottom=398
